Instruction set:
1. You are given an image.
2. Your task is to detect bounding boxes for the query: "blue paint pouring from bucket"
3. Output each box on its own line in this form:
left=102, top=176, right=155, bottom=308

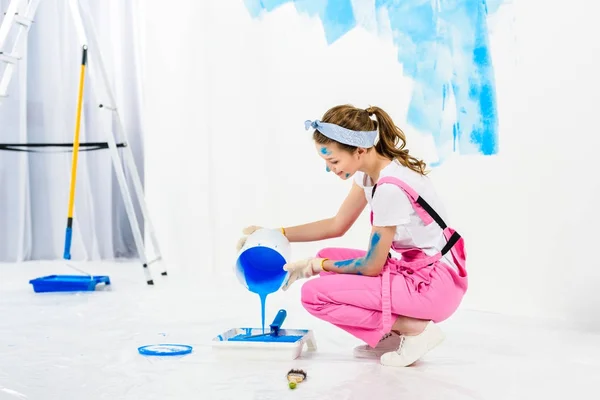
left=236, top=246, right=288, bottom=333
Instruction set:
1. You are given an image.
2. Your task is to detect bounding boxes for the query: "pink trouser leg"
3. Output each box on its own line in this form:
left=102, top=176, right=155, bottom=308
left=301, top=247, right=385, bottom=347
left=300, top=247, right=465, bottom=348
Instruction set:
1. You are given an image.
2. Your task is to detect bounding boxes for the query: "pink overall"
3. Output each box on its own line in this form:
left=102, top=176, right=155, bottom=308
left=300, top=176, right=468, bottom=348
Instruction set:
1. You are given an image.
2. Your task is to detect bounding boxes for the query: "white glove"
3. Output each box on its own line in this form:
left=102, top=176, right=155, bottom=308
left=281, top=257, right=326, bottom=291
left=236, top=225, right=262, bottom=251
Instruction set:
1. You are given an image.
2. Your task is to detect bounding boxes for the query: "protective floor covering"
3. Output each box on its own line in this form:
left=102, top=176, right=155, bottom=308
left=1, top=261, right=599, bottom=399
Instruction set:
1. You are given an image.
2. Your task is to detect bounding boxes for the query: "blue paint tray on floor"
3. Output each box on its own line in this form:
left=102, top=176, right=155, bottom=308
left=211, top=328, right=317, bottom=360
left=29, top=275, right=111, bottom=293
left=210, top=309, right=317, bottom=360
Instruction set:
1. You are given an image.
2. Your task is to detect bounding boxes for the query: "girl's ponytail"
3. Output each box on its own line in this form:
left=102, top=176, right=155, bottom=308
left=366, top=106, right=427, bottom=175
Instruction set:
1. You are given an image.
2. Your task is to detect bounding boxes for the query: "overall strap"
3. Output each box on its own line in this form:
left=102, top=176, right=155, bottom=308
left=374, top=177, right=438, bottom=227
left=372, top=176, right=465, bottom=272
left=373, top=176, right=467, bottom=336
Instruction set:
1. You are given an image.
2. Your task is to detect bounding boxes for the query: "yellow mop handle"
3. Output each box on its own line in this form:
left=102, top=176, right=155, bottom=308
left=64, top=45, right=88, bottom=260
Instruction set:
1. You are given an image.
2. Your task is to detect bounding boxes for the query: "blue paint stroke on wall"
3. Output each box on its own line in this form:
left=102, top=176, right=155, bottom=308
left=246, top=0, right=357, bottom=43
left=244, top=0, right=504, bottom=164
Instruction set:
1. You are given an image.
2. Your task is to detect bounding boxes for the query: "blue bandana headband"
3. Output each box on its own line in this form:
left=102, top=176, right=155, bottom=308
left=305, top=119, right=378, bottom=148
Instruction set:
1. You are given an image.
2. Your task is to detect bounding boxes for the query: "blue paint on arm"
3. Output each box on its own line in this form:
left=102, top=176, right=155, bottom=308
left=331, top=232, right=381, bottom=274
left=333, top=259, right=356, bottom=267
left=244, top=0, right=504, bottom=166
left=365, top=232, right=381, bottom=261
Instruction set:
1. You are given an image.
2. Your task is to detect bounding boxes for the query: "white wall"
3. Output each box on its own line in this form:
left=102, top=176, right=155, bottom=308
left=141, top=0, right=600, bottom=328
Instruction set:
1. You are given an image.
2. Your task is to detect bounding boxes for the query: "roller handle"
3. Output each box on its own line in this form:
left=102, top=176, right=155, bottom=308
left=269, top=309, right=287, bottom=335
left=63, top=224, right=73, bottom=260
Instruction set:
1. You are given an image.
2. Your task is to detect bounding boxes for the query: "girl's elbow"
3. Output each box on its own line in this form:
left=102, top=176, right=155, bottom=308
left=362, top=263, right=384, bottom=277
left=330, top=220, right=349, bottom=238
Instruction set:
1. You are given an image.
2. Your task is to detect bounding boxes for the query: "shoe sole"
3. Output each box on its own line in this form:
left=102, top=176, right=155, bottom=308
left=353, top=348, right=396, bottom=359
left=380, top=328, right=446, bottom=367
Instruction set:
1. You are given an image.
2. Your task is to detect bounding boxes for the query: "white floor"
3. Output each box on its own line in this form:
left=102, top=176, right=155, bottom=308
left=1, top=261, right=599, bottom=400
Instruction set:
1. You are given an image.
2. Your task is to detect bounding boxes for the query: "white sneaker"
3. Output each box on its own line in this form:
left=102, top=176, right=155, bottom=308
left=380, top=321, right=445, bottom=367
left=353, top=332, right=402, bottom=358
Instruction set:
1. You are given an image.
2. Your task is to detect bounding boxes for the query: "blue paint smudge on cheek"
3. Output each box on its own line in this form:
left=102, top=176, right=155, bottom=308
left=326, top=165, right=331, bottom=172
left=345, top=173, right=350, bottom=178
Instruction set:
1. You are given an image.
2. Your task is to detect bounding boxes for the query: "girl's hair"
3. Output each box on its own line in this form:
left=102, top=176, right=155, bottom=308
left=312, top=104, right=428, bottom=175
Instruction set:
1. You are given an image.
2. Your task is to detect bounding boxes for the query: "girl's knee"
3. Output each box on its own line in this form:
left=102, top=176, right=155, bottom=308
left=300, top=278, right=332, bottom=311
left=300, top=279, right=318, bottom=306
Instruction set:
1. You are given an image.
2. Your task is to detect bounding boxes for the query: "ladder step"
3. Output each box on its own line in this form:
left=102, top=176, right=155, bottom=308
left=147, top=256, right=163, bottom=266
left=14, top=15, right=33, bottom=28
left=0, top=52, right=20, bottom=64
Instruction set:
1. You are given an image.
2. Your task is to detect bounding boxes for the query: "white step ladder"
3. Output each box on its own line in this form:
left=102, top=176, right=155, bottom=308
left=0, top=0, right=167, bottom=285
left=0, top=0, right=39, bottom=101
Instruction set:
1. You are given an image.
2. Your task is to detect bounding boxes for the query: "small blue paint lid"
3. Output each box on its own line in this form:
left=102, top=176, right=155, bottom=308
left=138, top=344, right=193, bottom=356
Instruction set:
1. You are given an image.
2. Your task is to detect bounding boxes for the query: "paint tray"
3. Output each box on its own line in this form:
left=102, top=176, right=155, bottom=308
left=211, top=327, right=317, bottom=360
left=29, top=274, right=111, bottom=293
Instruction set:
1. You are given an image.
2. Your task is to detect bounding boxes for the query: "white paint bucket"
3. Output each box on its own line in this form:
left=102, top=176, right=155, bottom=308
left=235, top=228, right=291, bottom=294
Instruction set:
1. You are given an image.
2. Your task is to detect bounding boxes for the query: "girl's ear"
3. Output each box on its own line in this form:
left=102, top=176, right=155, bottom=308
left=356, top=147, right=367, bottom=157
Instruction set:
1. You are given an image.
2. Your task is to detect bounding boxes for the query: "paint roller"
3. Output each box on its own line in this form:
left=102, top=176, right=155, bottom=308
left=243, top=309, right=287, bottom=339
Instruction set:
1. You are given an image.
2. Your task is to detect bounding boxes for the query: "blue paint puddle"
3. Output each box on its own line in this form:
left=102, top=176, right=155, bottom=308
left=236, top=246, right=288, bottom=332
left=244, top=0, right=504, bottom=165
left=228, top=334, right=303, bottom=343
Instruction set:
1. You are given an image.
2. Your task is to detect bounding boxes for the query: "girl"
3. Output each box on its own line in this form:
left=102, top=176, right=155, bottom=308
left=237, top=104, right=468, bottom=367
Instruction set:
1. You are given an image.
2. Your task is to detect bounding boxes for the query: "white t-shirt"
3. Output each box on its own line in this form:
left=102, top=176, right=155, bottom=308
left=353, top=159, right=458, bottom=271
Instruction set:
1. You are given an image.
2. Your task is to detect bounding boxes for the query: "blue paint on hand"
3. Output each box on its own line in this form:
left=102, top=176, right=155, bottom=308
left=244, top=0, right=504, bottom=165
